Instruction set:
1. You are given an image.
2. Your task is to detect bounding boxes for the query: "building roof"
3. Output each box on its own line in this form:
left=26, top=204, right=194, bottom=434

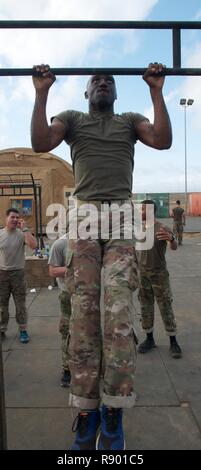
left=0, top=147, right=72, bottom=173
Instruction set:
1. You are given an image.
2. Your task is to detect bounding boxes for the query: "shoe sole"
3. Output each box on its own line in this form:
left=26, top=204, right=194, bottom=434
left=96, top=433, right=126, bottom=450
left=138, top=345, right=157, bottom=354
left=60, top=382, right=70, bottom=387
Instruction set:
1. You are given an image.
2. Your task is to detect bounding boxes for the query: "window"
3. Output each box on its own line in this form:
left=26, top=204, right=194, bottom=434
left=11, top=199, right=33, bottom=216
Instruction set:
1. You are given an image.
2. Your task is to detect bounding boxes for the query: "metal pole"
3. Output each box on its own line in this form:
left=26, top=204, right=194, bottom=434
left=184, top=106, right=188, bottom=214
left=38, top=185, right=44, bottom=250
left=0, top=20, right=201, bottom=29
left=173, top=28, right=181, bottom=68
left=0, top=335, right=7, bottom=450
left=1, top=67, right=201, bottom=77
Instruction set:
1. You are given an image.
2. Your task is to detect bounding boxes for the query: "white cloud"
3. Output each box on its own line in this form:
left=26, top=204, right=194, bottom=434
left=178, top=42, right=201, bottom=132
left=0, top=88, right=6, bottom=105
left=0, top=0, right=158, bottom=68
left=195, top=9, right=201, bottom=20
left=0, top=0, right=160, bottom=116
left=0, top=0, right=158, bottom=20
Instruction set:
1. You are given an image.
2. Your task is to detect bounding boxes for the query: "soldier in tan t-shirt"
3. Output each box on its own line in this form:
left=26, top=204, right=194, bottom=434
left=0, top=208, right=37, bottom=343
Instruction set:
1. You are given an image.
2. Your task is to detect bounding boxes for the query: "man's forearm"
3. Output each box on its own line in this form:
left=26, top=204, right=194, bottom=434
left=151, top=88, right=172, bottom=149
left=24, top=231, right=37, bottom=250
left=49, top=266, right=66, bottom=278
left=31, top=90, right=52, bottom=152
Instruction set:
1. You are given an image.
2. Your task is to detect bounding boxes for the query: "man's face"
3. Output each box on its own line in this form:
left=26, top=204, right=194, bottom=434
left=141, top=203, right=155, bottom=223
left=85, top=75, right=117, bottom=108
left=6, top=212, right=19, bottom=230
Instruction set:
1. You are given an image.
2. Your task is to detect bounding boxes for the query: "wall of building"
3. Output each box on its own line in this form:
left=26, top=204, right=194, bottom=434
left=134, top=192, right=201, bottom=217
left=0, top=148, right=74, bottom=231
left=189, top=193, right=201, bottom=216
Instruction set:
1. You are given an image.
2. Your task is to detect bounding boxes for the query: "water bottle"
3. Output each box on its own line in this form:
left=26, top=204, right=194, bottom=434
left=37, top=249, right=43, bottom=258
left=44, top=243, right=50, bottom=258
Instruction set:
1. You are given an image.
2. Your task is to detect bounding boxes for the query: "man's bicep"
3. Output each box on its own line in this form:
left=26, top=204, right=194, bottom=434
left=50, top=118, right=69, bottom=148
left=135, top=120, right=155, bottom=148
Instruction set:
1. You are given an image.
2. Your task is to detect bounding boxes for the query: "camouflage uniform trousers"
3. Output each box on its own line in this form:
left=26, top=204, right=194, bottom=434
left=66, top=236, right=139, bottom=410
left=173, top=221, right=183, bottom=244
left=58, top=289, right=71, bottom=371
left=138, top=269, right=177, bottom=335
left=0, top=269, right=27, bottom=332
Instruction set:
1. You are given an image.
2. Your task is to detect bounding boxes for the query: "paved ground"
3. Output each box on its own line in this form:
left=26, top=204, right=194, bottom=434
left=1, top=232, right=201, bottom=450
left=157, top=216, right=201, bottom=233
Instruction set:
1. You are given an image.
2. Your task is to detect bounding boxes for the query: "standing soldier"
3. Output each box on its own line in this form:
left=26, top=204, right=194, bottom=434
left=48, top=236, right=71, bottom=388
left=0, top=208, right=37, bottom=342
left=137, top=200, right=182, bottom=358
left=171, top=200, right=185, bottom=245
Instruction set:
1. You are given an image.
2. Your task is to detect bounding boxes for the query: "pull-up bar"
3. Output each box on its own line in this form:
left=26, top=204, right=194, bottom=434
left=0, top=67, right=200, bottom=77
left=0, top=20, right=200, bottom=29
left=0, top=20, right=201, bottom=76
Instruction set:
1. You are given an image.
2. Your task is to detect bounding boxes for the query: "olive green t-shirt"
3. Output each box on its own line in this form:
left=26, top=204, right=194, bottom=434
left=52, top=110, right=148, bottom=200
left=137, top=221, right=173, bottom=272
left=172, top=206, right=184, bottom=223
left=0, top=228, right=25, bottom=270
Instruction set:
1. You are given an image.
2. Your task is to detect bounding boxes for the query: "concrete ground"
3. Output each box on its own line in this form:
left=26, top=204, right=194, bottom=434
left=1, top=231, right=201, bottom=450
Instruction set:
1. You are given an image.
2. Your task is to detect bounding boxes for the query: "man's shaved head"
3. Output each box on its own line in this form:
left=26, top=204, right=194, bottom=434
left=85, top=74, right=117, bottom=112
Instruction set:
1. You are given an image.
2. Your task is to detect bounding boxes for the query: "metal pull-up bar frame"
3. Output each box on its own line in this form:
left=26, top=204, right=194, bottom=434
left=0, top=20, right=201, bottom=76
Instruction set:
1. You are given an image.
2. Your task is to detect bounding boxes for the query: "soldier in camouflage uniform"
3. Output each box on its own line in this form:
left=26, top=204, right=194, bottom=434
left=137, top=200, right=182, bottom=359
left=48, top=236, right=71, bottom=387
left=31, top=62, right=172, bottom=450
left=171, top=199, right=185, bottom=245
left=0, top=208, right=37, bottom=343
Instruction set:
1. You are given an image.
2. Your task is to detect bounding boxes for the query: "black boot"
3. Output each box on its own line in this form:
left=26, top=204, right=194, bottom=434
left=138, top=332, right=156, bottom=353
left=169, top=336, right=182, bottom=358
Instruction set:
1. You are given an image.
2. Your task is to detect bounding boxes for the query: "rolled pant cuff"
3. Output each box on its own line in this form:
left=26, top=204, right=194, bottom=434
left=19, top=325, right=27, bottom=331
left=0, top=326, right=7, bottom=333
left=143, top=327, right=154, bottom=334
left=102, top=391, right=136, bottom=408
left=69, top=393, right=100, bottom=409
left=166, top=331, right=177, bottom=336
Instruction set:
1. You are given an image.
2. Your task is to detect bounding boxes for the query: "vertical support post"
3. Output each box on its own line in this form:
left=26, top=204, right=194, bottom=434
left=172, top=28, right=181, bottom=68
left=38, top=185, right=44, bottom=250
left=31, top=176, right=39, bottom=248
left=0, top=335, right=7, bottom=450
left=184, top=106, right=188, bottom=214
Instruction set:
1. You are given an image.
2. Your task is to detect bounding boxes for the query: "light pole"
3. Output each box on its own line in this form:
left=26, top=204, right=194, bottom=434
left=179, top=98, right=194, bottom=214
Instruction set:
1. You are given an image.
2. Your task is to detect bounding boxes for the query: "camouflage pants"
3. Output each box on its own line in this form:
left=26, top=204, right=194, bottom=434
left=139, top=270, right=177, bottom=335
left=66, top=237, right=138, bottom=409
left=58, top=290, right=71, bottom=371
left=173, top=222, right=183, bottom=244
left=0, top=269, right=27, bottom=332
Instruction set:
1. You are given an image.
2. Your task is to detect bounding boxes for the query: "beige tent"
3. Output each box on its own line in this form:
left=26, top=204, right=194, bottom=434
left=0, top=148, right=74, bottom=235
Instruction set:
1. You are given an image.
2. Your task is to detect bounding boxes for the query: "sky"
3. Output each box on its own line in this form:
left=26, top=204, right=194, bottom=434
left=0, top=0, right=201, bottom=194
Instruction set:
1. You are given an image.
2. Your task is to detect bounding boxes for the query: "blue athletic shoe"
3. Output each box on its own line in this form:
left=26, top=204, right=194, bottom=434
left=19, top=330, right=30, bottom=343
left=72, top=409, right=100, bottom=450
left=96, top=405, right=125, bottom=450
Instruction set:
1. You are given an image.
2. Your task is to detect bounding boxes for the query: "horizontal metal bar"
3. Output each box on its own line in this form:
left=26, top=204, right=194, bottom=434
left=0, top=183, right=34, bottom=188
left=0, top=67, right=201, bottom=77
left=0, top=20, right=201, bottom=29
left=0, top=192, right=34, bottom=196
